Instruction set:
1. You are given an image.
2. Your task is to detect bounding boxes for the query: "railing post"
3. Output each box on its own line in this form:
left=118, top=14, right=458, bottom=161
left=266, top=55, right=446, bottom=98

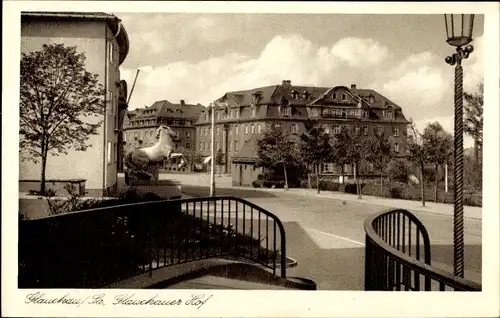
left=364, top=236, right=372, bottom=290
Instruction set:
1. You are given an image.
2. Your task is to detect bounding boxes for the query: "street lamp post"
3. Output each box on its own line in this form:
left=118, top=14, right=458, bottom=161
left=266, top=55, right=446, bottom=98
left=210, top=103, right=216, bottom=197
left=444, top=13, right=475, bottom=278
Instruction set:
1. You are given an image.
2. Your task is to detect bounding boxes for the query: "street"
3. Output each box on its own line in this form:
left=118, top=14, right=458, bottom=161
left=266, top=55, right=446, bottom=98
left=170, top=173, right=482, bottom=290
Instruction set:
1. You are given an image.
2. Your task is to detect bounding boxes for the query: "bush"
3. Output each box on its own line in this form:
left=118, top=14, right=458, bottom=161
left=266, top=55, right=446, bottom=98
left=387, top=159, right=410, bottom=183
left=389, top=184, right=404, bottom=199
left=252, top=180, right=263, bottom=188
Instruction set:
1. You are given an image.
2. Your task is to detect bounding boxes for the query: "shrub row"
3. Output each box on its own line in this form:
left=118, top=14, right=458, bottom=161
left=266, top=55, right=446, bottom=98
left=301, top=176, right=482, bottom=207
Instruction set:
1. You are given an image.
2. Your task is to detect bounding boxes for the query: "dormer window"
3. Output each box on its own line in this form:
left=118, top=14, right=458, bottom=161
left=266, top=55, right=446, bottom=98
left=341, top=93, right=346, bottom=101
left=369, top=94, right=375, bottom=104
left=291, top=90, right=299, bottom=100
left=303, top=90, right=309, bottom=100
left=251, top=106, right=257, bottom=117
left=332, top=93, right=337, bottom=99
left=281, top=106, right=291, bottom=116
left=252, top=91, right=263, bottom=105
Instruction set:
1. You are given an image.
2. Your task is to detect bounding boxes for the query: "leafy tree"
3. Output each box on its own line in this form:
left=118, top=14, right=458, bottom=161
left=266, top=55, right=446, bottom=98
left=332, top=126, right=351, bottom=184
left=464, top=82, right=483, bottom=162
left=20, top=44, right=105, bottom=194
left=422, top=122, right=453, bottom=202
left=332, top=126, right=368, bottom=198
left=386, top=158, right=411, bottom=183
left=257, top=125, right=297, bottom=190
left=298, top=121, right=332, bottom=193
left=215, top=148, right=225, bottom=176
left=190, top=152, right=204, bottom=171
left=406, top=120, right=430, bottom=206
left=348, top=133, right=369, bottom=199
left=365, top=130, right=392, bottom=197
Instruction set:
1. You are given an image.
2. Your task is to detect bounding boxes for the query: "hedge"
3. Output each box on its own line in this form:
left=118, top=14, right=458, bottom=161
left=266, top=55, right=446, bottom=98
left=300, top=177, right=482, bottom=207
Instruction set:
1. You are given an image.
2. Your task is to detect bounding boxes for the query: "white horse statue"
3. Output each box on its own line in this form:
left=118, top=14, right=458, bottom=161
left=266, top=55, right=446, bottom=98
left=124, top=125, right=186, bottom=184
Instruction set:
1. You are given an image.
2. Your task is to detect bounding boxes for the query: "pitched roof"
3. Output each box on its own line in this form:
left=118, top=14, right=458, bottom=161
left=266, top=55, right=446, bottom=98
left=214, top=82, right=401, bottom=109
left=130, top=100, right=205, bottom=120
left=21, top=11, right=130, bottom=64
left=232, top=135, right=259, bottom=163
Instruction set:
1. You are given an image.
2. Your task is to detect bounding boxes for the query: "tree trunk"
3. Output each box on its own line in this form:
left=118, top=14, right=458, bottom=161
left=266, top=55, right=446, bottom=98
left=307, top=165, right=311, bottom=189
left=474, top=139, right=479, bottom=163
left=40, top=154, right=47, bottom=195
left=434, top=164, right=438, bottom=202
left=40, top=138, right=47, bottom=195
left=420, top=163, right=426, bottom=207
left=283, top=163, right=289, bottom=191
left=380, top=168, right=383, bottom=197
left=316, top=163, right=320, bottom=194
left=340, top=164, right=344, bottom=184
left=355, top=161, right=362, bottom=199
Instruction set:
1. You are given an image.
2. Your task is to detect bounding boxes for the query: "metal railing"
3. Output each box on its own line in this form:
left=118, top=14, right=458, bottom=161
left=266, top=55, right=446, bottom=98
left=364, top=209, right=481, bottom=291
left=19, top=196, right=287, bottom=288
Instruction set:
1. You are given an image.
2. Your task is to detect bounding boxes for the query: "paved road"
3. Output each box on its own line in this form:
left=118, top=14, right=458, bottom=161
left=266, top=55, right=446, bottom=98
left=167, top=173, right=482, bottom=289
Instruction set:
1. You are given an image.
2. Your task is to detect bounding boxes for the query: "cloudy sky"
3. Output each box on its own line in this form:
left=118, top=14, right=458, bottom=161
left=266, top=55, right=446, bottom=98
left=116, top=13, right=484, bottom=146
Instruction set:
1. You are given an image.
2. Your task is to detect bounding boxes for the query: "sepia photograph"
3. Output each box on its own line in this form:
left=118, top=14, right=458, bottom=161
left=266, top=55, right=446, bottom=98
left=4, top=1, right=500, bottom=317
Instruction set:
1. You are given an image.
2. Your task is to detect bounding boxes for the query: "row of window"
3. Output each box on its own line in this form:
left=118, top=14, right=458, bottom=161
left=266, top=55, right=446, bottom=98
left=198, top=137, right=400, bottom=155
left=204, top=107, right=395, bottom=122
left=124, top=129, right=191, bottom=141
left=323, top=124, right=399, bottom=136
left=199, top=123, right=400, bottom=137
left=126, top=119, right=193, bottom=127
left=199, top=123, right=265, bottom=137
left=200, top=141, right=239, bottom=153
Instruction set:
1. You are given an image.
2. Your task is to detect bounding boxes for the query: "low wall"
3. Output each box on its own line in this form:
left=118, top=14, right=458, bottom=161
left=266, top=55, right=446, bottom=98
left=19, top=179, right=86, bottom=196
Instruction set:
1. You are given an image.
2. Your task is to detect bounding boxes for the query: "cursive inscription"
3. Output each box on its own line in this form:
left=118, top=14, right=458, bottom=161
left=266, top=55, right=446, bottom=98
left=113, top=294, right=183, bottom=306
left=25, top=292, right=88, bottom=306
left=25, top=292, right=213, bottom=309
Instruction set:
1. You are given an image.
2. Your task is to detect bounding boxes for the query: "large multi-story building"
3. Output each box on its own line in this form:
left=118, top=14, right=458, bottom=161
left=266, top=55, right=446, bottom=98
left=194, top=80, right=409, bottom=186
left=123, top=100, right=205, bottom=171
left=19, top=11, right=130, bottom=196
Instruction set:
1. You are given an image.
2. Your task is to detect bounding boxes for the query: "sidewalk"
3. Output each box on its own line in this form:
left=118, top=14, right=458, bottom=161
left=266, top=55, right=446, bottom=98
left=254, top=187, right=482, bottom=220
left=161, top=173, right=482, bottom=220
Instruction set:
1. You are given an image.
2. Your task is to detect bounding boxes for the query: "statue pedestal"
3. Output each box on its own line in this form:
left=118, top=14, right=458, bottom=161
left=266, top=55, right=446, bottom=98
left=123, top=165, right=181, bottom=200
left=126, top=179, right=182, bottom=200
left=124, top=165, right=159, bottom=185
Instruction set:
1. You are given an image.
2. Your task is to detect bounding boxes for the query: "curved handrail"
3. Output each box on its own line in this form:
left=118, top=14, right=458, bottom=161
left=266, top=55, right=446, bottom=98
left=364, top=209, right=481, bottom=291
left=369, top=208, right=431, bottom=264
left=19, top=195, right=290, bottom=287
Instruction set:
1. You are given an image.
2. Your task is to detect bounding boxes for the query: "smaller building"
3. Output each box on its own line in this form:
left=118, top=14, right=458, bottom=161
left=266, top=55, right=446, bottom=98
left=20, top=11, right=130, bottom=196
left=123, top=100, right=205, bottom=172
left=231, top=136, right=262, bottom=187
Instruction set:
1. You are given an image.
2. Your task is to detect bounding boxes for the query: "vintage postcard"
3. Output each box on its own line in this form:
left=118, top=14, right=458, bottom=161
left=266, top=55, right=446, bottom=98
left=3, top=1, right=499, bottom=317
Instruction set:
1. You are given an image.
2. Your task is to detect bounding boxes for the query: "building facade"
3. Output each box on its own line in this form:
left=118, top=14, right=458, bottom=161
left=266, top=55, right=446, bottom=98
left=194, top=80, right=410, bottom=182
left=123, top=100, right=205, bottom=172
left=19, top=11, right=130, bottom=196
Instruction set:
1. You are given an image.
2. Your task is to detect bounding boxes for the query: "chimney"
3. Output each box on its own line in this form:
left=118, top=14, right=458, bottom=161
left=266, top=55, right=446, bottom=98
left=282, top=80, right=291, bottom=86
left=351, top=84, right=357, bottom=91
left=180, top=100, right=185, bottom=106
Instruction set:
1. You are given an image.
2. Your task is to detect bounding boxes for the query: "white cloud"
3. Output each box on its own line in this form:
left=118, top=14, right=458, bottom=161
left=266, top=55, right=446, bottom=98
left=330, top=37, right=390, bottom=68
left=463, top=35, right=484, bottom=92
left=413, top=116, right=475, bottom=149
left=121, top=34, right=391, bottom=108
left=120, top=33, right=483, bottom=144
